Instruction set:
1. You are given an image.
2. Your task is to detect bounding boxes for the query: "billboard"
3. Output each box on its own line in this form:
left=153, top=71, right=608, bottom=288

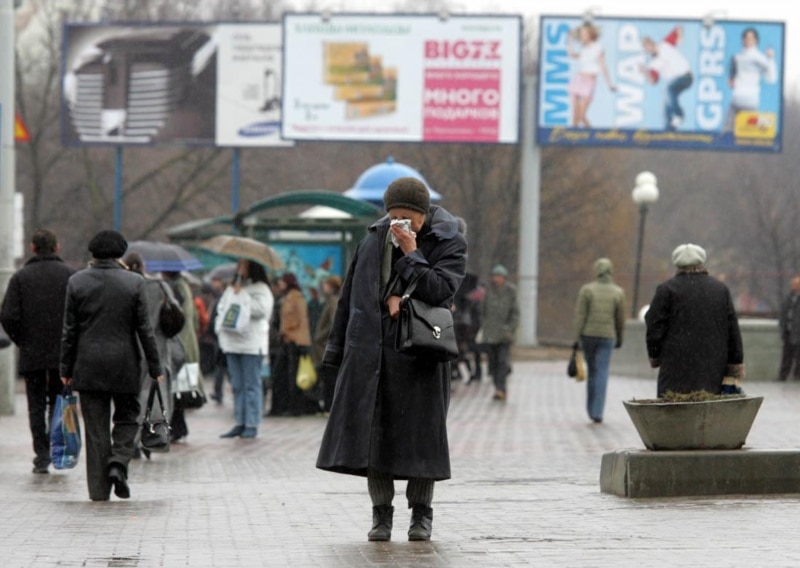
left=61, top=22, right=291, bottom=147
left=282, top=13, right=522, bottom=143
left=537, top=16, right=785, bottom=152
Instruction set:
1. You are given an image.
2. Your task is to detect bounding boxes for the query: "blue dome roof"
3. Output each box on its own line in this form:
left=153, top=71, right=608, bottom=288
left=344, top=157, right=442, bottom=206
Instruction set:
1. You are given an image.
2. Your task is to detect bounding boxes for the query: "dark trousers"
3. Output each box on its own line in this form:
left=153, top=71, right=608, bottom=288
left=79, top=391, right=140, bottom=501
left=779, top=339, right=800, bottom=380
left=24, top=369, right=62, bottom=468
left=486, top=342, right=511, bottom=392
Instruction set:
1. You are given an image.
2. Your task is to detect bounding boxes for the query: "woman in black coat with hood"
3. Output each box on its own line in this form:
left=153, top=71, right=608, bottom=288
left=316, top=177, right=467, bottom=543
left=60, top=230, right=163, bottom=501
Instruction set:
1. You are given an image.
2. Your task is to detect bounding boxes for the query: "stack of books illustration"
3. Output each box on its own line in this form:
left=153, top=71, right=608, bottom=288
left=323, top=43, right=397, bottom=119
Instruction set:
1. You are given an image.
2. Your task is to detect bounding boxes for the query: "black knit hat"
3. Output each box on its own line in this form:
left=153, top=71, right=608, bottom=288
left=383, top=177, right=430, bottom=214
left=88, top=230, right=128, bottom=260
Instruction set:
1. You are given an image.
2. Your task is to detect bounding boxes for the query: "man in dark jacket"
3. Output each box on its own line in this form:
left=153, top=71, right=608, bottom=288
left=0, top=229, right=75, bottom=474
left=778, top=275, right=800, bottom=381
left=645, top=243, right=744, bottom=397
left=316, top=177, right=466, bottom=543
left=60, top=230, right=163, bottom=501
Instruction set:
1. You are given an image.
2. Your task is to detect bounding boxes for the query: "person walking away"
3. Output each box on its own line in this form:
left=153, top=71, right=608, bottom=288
left=60, top=230, right=163, bottom=501
left=217, top=259, right=274, bottom=438
left=573, top=258, right=625, bottom=424
left=311, top=275, right=342, bottom=412
left=645, top=244, right=744, bottom=397
left=0, top=229, right=75, bottom=474
left=778, top=275, right=800, bottom=381
left=317, top=177, right=467, bottom=542
left=161, top=270, right=204, bottom=442
left=123, top=252, right=176, bottom=460
left=480, top=265, right=519, bottom=401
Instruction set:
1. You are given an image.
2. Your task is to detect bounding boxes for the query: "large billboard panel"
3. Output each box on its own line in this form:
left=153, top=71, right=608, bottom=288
left=62, top=22, right=291, bottom=147
left=537, top=16, right=785, bottom=152
left=282, top=13, right=522, bottom=143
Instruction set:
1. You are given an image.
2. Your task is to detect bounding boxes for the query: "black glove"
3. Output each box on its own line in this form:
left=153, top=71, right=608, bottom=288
left=572, top=342, right=579, bottom=350
left=615, top=340, right=622, bottom=349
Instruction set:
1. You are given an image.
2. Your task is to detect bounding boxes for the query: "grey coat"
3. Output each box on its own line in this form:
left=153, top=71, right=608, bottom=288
left=779, top=292, right=800, bottom=345
left=60, top=260, right=162, bottom=393
left=316, top=206, right=467, bottom=480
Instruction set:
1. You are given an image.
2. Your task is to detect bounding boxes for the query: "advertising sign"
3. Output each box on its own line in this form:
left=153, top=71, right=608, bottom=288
left=537, top=16, right=785, bottom=152
left=61, top=22, right=291, bottom=147
left=282, top=13, right=522, bottom=143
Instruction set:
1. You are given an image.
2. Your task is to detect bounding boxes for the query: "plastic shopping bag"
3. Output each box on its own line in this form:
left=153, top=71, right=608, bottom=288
left=296, top=354, right=318, bottom=391
left=50, top=386, right=82, bottom=470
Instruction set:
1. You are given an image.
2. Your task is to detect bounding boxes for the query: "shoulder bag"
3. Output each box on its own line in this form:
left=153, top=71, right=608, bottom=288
left=394, top=273, right=459, bottom=362
left=173, top=361, right=206, bottom=409
left=158, top=281, right=186, bottom=338
left=141, top=380, right=171, bottom=452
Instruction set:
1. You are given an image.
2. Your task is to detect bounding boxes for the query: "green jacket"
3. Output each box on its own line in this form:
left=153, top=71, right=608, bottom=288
left=574, top=268, right=626, bottom=344
left=481, top=282, right=519, bottom=344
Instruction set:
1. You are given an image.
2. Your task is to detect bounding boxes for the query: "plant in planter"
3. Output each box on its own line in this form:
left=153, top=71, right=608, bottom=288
left=623, top=390, right=763, bottom=451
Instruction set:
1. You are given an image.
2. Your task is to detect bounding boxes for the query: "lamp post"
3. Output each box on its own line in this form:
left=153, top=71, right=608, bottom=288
left=631, top=172, right=659, bottom=318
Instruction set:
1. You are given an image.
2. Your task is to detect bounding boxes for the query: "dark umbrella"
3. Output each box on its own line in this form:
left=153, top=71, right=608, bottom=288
left=126, top=241, right=204, bottom=273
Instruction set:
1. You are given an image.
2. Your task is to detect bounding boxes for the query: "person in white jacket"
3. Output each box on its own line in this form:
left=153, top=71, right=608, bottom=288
left=216, top=259, right=274, bottom=439
left=724, top=27, right=777, bottom=133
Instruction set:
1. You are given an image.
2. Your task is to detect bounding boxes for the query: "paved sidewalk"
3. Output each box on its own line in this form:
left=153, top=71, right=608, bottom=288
left=2, top=359, right=800, bottom=567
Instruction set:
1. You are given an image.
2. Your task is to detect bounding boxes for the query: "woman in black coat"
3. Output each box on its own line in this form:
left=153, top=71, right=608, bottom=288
left=60, top=231, right=163, bottom=501
left=316, top=178, right=467, bottom=542
left=645, top=243, right=744, bottom=397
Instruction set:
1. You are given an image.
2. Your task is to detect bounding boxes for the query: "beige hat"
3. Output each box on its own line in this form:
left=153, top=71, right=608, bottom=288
left=672, top=243, right=707, bottom=267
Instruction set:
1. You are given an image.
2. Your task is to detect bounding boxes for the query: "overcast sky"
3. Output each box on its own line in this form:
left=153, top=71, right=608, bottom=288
left=306, top=0, right=797, bottom=91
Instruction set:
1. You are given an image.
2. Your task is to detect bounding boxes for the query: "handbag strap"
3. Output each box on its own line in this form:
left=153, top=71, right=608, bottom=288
left=400, top=271, right=426, bottom=301
left=145, top=380, right=167, bottom=421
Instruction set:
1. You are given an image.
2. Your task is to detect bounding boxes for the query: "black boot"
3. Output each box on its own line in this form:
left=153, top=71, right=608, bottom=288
left=367, top=504, right=394, bottom=541
left=408, top=504, right=433, bottom=541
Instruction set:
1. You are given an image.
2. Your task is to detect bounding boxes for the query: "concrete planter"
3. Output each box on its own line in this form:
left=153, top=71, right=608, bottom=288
left=623, top=396, right=764, bottom=450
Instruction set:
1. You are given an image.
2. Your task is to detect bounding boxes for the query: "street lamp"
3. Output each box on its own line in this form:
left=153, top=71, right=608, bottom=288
left=631, top=171, right=659, bottom=318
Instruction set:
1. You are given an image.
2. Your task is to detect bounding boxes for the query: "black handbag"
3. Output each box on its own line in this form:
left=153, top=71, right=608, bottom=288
left=394, top=273, right=459, bottom=362
left=141, top=381, right=171, bottom=453
left=158, top=282, right=185, bottom=339
left=567, top=346, right=578, bottom=377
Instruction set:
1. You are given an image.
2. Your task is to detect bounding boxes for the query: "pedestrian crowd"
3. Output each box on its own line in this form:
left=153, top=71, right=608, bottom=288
left=0, top=189, right=756, bottom=544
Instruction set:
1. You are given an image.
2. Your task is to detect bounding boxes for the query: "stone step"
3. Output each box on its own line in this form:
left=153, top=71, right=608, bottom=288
left=600, top=449, right=800, bottom=497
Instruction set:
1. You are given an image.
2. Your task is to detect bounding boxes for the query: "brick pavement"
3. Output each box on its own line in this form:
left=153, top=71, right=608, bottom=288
left=2, top=359, right=800, bottom=567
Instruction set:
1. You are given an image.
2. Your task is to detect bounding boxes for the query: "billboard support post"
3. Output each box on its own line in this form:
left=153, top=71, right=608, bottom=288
left=517, top=75, right=540, bottom=347
left=231, top=147, right=240, bottom=216
left=113, top=146, right=123, bottom=231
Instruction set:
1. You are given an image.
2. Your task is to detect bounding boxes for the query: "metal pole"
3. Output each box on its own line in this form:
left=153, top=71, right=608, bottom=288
left=113, top=146, right=123, bottom=231
left=231, top=147, right=240, bottom=214
left=631, top=204, right=648, bottom=318
left=0, top=0, right=17, bottom=414
left=517, top=75, right=541, bottom=346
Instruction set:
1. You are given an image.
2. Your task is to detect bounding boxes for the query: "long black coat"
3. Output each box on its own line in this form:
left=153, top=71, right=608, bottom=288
left=60, top=260, right=162, bottom=393
left=0, top=254, right=75, bottom=373
left=316, top=206, right=467, bottom=481
left=645, top=271, right=744, bottom=396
